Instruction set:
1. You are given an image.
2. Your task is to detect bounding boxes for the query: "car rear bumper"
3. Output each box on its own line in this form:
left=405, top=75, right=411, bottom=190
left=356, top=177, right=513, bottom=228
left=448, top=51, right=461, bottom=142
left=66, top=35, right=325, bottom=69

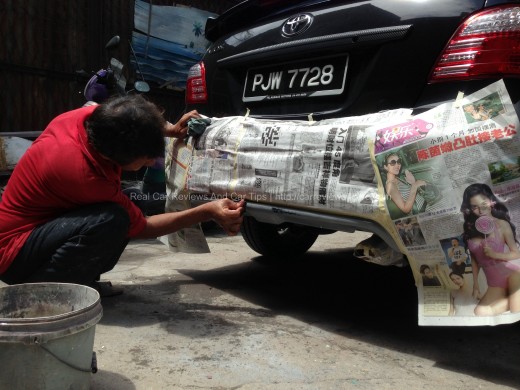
left=238, top=201, right=399, bottom=251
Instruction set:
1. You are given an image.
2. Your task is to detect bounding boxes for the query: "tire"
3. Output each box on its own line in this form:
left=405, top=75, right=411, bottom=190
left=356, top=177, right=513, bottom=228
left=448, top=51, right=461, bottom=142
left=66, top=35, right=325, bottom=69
left=240, top=216, right=319, bottom=257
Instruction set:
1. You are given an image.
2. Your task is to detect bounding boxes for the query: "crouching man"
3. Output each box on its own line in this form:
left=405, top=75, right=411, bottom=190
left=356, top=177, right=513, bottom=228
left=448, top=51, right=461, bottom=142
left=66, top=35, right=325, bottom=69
left=0, top=95, right=244, bottom=296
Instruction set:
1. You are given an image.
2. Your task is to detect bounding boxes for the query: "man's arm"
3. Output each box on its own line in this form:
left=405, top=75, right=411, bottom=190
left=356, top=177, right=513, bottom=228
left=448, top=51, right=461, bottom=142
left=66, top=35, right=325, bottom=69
left=135, top=198, right=245, bottom=239
left=163, top=110, right=200, bottom=138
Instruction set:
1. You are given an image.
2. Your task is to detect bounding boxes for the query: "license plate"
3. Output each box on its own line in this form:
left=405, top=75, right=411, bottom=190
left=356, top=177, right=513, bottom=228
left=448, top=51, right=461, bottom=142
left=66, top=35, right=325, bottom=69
left=243, top=56, right=348, bottom=102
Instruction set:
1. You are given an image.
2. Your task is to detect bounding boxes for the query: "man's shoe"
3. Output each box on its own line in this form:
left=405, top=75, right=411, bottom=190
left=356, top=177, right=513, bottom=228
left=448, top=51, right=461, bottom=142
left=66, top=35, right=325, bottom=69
left=90, top=281, right=123, bottom=298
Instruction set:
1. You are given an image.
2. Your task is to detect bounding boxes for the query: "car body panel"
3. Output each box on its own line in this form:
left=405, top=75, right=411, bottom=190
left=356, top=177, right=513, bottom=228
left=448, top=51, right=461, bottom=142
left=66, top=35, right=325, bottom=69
left=188, top=0, right=514, bottom=119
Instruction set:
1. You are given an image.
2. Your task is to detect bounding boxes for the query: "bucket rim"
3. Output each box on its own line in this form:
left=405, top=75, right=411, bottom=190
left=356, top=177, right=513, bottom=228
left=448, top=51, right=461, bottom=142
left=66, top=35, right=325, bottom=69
left=0, top=282, right=103, bottom=343
left=0, top=282, right=100, bottom=324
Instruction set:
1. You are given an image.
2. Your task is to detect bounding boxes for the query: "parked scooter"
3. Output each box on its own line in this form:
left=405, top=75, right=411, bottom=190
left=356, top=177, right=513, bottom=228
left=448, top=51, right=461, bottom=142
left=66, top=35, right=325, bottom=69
left=82, top=35, right=150, bottom=104
left=81, top=36, right=166, bottom=216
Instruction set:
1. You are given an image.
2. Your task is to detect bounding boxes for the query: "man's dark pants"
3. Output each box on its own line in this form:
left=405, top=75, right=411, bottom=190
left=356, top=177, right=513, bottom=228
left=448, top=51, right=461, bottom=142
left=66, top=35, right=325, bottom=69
left=0, top=203, right=130, bottom=286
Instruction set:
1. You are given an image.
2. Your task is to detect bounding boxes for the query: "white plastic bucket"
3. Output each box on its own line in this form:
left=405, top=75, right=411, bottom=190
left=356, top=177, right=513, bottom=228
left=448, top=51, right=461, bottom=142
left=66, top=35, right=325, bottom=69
left=0, top=283, right=103, bottom=389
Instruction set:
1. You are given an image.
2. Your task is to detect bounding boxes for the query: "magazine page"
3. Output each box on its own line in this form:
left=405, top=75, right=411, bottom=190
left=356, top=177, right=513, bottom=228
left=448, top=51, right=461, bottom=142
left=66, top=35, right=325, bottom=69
left=371, top=79, right=520, bottom=325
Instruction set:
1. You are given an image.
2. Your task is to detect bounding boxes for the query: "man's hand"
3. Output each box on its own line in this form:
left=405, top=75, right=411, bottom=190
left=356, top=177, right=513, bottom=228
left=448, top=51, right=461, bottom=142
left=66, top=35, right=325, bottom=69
left=139, top=197, right=245, bottom=239
left=209, top=198, right=246, bottom=236
left=164, top=110, right=201, bottom=138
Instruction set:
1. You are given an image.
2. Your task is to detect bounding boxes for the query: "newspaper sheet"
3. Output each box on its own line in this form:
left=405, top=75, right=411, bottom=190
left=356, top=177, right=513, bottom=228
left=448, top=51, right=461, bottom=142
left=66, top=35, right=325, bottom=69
left=372, top=79, right=520, bottom=326
left=165, top=79, right=520, bottom=326
left=164, top=110, right=412, bottom=253
left=188, top=110, right=412, bottom=216
left=163, top=136, right=210, bottom=253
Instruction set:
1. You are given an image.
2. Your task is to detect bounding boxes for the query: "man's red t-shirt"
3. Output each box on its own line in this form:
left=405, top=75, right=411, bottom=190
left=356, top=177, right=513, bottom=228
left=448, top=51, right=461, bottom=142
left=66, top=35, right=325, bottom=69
left=0, top=105, right=147, bottom=274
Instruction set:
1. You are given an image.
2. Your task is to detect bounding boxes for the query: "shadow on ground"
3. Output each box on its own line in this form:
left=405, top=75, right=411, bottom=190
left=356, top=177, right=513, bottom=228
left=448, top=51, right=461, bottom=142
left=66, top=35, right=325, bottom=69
left=174, top=247, right=520, bottom=389
left=99, top=236, right=520, bottom=389
left=91, top=371, right=137, bottom=390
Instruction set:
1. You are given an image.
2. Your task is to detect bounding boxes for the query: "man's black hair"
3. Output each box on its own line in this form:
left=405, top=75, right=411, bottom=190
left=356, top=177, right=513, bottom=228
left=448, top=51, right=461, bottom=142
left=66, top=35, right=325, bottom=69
left=85, top=95, right=166, bottom=166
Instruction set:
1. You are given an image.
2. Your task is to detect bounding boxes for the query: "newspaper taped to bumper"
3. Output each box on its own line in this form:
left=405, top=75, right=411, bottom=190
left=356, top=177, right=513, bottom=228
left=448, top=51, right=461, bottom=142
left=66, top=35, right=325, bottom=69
left=165, top=79, right=520, bottom=326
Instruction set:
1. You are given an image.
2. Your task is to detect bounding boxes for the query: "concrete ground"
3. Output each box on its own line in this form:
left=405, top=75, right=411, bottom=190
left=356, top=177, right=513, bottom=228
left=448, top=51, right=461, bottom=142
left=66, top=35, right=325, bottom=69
left=2, top=229, right=520, bottom=389
left=86, top=230, right=520, bottom=390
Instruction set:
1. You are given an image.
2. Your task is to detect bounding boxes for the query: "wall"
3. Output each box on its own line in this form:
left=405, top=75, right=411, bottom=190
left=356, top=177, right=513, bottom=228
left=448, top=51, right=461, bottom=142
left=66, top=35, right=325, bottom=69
left=0, top=0, right=239, bottom=135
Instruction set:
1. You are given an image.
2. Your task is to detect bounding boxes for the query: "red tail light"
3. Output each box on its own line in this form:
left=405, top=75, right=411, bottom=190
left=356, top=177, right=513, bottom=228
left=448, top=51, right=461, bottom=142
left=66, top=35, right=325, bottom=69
left=429, top=6, right=520, bottom=82
left=186, top=62, right=208, bottom=104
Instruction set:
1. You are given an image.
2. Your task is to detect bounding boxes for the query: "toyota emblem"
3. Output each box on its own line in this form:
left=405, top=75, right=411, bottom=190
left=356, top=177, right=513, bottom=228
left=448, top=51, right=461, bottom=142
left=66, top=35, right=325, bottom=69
left=282, top=14, right=313, bottom=37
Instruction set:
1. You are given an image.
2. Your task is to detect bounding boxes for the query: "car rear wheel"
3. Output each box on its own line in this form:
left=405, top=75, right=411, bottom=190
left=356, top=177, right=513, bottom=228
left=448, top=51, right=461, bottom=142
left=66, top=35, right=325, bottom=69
left=240, top=216, right=319, bottom=257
